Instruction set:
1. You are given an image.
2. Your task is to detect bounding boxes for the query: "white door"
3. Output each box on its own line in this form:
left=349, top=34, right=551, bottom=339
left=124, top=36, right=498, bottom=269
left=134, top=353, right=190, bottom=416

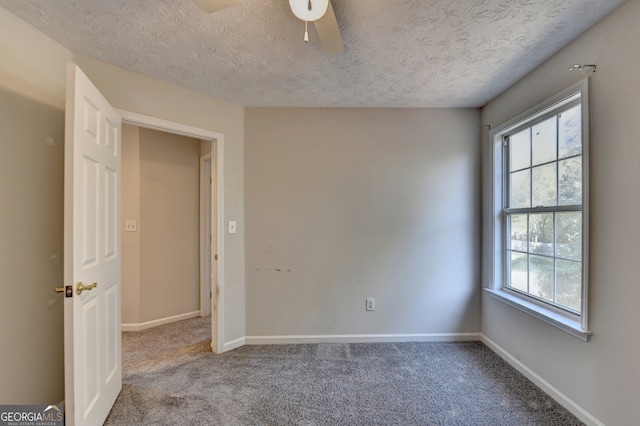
left=63, top=63, right=122, bottom=426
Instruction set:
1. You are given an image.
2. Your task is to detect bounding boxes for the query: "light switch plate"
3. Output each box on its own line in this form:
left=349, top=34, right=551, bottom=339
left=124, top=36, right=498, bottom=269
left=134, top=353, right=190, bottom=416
left=228, top=221, right=237, bottom=234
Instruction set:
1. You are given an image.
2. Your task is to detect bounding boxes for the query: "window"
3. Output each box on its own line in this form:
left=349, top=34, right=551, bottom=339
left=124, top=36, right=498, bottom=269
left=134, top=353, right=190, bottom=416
left=487, top=79, right=591, bottom=340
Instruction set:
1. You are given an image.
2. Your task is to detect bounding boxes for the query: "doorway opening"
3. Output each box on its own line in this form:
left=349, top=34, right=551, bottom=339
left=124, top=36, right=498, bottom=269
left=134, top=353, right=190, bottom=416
left=118, top=110, right=224, bottom=353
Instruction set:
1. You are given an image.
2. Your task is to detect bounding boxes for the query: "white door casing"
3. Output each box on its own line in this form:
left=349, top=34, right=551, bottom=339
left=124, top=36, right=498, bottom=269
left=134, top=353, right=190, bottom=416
left=200, top=153, right=212, bottom=317
left=210, top=150, right=219, bottom=331
left=64, top=63, right=122, bottom=426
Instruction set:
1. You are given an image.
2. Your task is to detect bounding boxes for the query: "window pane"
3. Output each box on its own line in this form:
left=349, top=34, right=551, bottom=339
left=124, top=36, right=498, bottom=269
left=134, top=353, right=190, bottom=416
left=559, top=104, right=581, bottom=159
left=556, top=212, right=582, bottom=260
left=510, top=214, right=527, bottom=252
left=510, top=169, right=530, bottom=208
left=510, top=129, right=530, bottom=171
left=558, top=157, right=582, bottom=205
left=509, top=252, right=528, bottom=292
left=529, top=255, right=554, bottom=302
left=529, top=213, right=554, bottom=256
left=532, top=163, right=557, bottom=207
left=556, top=259, right=582, bottom=312
left=532, top=116, right=557, bottom=166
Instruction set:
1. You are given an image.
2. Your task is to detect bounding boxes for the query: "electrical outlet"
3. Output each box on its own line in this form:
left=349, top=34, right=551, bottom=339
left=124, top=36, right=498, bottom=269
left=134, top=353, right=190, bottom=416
left=366, top=298, right=375, bottom=311
left=125, top=220, right=137, bottom=232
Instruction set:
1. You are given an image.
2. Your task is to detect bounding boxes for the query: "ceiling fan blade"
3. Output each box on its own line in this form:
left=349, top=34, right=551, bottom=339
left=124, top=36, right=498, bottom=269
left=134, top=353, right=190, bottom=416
left=192, top=0, right=246, bottom=13
left=313, top=1, right=344, bottom=55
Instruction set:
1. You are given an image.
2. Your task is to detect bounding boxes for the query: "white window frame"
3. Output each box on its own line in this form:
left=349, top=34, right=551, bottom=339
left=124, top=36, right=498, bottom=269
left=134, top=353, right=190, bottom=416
left=485, top=78, right=592, bottom=341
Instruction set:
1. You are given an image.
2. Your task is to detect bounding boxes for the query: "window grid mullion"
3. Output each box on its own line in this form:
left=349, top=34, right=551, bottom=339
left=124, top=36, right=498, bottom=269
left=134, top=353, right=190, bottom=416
left=553, top=113, right=559, bottom=305
left=556, top=112, right=560, bottom=206
left=512, top=152, right=581, bottom=173
left=529, top=127, right=533, bottom=209
left=553, top=212, right=557, bottom=305
left=506, top=205, right=581, bottom=214
left=526, top=214, right=530, bottom=294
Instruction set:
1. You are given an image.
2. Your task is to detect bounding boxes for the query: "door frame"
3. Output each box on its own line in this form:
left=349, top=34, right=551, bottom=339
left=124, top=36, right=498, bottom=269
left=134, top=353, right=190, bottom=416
left=116, top=109, right=225, bottom=353
left=200, top=152, right=213, bottom=317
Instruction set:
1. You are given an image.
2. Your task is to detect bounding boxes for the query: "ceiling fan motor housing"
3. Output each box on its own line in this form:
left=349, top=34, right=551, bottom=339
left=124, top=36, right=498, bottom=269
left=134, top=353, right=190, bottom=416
left=289, top=0, right=329, bottom=22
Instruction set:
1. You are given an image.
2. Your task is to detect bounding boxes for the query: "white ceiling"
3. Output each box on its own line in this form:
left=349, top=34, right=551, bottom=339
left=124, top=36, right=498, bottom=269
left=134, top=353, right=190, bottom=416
left=0, top=0, right=626, bottom=108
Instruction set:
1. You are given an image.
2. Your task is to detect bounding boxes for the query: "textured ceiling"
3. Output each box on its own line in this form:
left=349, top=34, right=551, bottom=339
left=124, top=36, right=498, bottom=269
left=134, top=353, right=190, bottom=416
left=0, top=0, right=627, bottom=107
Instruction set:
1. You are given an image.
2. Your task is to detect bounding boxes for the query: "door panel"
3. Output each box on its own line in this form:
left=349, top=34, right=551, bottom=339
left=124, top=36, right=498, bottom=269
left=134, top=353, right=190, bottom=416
left=64, top=63, right=122, bottom=426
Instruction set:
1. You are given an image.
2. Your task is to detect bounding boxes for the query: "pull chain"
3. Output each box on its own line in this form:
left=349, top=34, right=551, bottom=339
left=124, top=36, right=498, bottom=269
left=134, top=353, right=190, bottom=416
left=302, top=0, right=313, bottom=43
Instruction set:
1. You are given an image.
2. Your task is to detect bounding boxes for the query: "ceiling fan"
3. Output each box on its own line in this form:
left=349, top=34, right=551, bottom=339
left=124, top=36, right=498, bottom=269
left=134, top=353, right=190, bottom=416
left=192, top=0, right=344, bottom=54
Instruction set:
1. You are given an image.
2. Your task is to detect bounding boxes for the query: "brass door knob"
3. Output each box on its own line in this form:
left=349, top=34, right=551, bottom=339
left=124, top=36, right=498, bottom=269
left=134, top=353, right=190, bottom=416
left=76, top=282, right=97, bottom=295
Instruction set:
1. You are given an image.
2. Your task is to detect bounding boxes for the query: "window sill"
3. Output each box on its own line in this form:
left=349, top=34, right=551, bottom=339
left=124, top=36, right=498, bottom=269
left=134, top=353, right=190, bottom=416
left=484, top=288, right=592, bottom=341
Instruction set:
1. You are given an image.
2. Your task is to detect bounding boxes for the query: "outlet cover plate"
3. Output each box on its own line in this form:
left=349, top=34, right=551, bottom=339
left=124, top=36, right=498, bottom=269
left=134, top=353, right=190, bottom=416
left=366, top=298, right=375, bottom=311
left=125, top=220, right=137, bottom=232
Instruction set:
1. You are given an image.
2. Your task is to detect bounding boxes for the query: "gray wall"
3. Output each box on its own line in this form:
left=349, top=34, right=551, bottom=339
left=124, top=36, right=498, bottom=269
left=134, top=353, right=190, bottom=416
left=0, top=88, right=65, bottom=404
left=481, top=0, right=640, bottom=424
left=245, top=108, right=481, bottom=337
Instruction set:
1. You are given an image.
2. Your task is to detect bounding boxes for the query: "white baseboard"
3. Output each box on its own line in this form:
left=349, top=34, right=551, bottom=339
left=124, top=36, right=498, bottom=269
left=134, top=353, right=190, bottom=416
left=220, top=336, right=245, bottom=353
left=244, top=332, right=481, bottom=345
left=481, top=334, right=603, bottom=426
left=122, top=310, right=201, bottom=332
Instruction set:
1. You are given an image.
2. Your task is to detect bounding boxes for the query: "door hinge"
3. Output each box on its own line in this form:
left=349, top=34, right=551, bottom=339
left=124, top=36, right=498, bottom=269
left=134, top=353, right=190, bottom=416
left=503, top=136, right=508, bottom=148
left=214, top=253, right=218, bottom=261
left=210, top=291, right=212, bottom=298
